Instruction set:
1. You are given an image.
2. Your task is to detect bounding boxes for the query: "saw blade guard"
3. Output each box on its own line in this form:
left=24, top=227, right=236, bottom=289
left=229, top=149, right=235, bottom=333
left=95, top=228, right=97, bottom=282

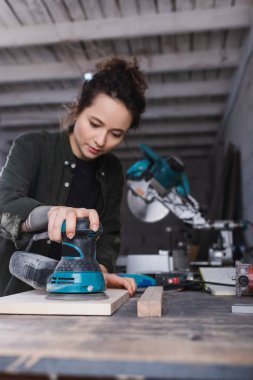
left=127, top=186, right=169, bottom=223
left=126, top=144, right=190, bottom=222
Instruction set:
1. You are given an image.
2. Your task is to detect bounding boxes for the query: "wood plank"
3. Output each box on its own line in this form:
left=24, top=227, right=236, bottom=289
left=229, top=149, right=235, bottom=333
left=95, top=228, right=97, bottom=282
left=0, top=49, right=240, bottom=84
left=0, top=80, right=230, bottom=107
left=90, top=0, right=120, bottom=58
left=175, top=0, right=194, bottom=82
left=0, top=1, right=22, bottom=27
left=0, top=120, right=218, bottom=135
left=6, top=0, right=52, bottom=25
left=42, top=0, right=70, bottom=22
left=143, top=102, right=224, bottom=119
left=0, top=128, right=215, bottom=147
left=0, top=289, right=129, bottom=316
left=0, top=6, right=251, bottom=48
left=0, top=102, right=224, bottom=127
left=116, top=148, right=211, bottom=160
left=5, top=0, right=58, bottom=65
left=131, top=121, right=218, bottom=135
left=193, top=0, right=214, bottom=81
left=137, top=286, right=163, bottom=317
left=149, top=79, right=230, bottom=98
left=115, top=135, right=216, bottom=147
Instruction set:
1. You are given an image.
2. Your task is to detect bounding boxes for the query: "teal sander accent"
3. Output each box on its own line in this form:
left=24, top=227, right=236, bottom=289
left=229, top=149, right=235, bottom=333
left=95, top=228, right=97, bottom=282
left=46, top=218, right=105, bottom=294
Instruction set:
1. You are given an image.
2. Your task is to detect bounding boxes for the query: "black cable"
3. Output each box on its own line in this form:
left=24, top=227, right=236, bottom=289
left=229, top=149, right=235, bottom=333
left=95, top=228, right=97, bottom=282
left=3, top=275, right=14, bottom=297
left=186, top=280, right=235, bottom=288
left=202, top=281, right=235, bottom=288
left=163, top=280, right=235, bottom=291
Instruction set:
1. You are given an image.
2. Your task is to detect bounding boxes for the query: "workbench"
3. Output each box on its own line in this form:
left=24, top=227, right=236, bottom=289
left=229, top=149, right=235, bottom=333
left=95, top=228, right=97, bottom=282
left=0, top=290, right=253, bottom=380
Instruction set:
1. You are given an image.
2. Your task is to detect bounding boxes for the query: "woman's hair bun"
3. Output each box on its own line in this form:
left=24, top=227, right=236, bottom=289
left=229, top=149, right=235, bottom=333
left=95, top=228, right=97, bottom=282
left=96, top=56, right=147, bottom=95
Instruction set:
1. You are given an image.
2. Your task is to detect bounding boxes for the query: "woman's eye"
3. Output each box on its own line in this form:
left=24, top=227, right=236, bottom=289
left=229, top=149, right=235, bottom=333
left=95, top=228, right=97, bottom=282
left=90, top=121, right=99, bottom=128
left=112, top=132, right=123, bottom=138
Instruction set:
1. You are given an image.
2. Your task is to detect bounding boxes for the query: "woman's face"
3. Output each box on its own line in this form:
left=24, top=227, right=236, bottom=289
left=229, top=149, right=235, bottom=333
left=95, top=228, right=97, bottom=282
left=69, top=93, right=133, bottom=160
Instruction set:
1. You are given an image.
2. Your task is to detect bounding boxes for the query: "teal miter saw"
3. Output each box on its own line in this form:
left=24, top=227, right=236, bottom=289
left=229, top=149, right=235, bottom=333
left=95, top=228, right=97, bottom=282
left=126, top=144, right=246, bottom=265
left=126, top=143, right=197, bottom=224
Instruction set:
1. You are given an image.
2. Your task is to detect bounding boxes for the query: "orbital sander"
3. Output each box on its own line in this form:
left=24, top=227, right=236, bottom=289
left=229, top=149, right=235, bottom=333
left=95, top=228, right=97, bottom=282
left=47, top=217, right=106, bottom=300
left=10, top=217, right=107, bottom=300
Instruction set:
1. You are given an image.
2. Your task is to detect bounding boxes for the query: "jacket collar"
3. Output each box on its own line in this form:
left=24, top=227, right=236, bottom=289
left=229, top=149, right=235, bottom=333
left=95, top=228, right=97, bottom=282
left=61, top=130, right=107, bottom=175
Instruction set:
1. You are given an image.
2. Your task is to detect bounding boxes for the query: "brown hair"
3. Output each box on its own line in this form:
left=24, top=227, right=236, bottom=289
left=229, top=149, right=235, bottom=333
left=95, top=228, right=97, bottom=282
left=63, top=57, right=147, bottom=130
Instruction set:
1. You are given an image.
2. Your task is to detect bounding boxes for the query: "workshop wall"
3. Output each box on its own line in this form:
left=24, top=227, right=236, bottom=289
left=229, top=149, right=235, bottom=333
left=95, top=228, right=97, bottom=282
left=220, top=52, right=253, bottom=248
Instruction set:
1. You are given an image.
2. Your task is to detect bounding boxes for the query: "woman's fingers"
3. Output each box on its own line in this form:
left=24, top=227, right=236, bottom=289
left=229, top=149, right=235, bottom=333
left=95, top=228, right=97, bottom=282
left=76, top=208, right=99, bottom=231
left=104, top=273, right=137, bottom=297
left=123, top=277, right=137, bottom=296
left=47, top=207, right=61, bottom=242
left=65, top=209, right=78, bottom=239
left=47, top=206, right=100, bottom=242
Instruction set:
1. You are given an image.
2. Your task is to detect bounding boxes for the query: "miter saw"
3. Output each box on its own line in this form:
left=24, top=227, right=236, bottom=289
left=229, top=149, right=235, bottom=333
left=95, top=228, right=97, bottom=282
left=126, top=144, right=246, bottom=266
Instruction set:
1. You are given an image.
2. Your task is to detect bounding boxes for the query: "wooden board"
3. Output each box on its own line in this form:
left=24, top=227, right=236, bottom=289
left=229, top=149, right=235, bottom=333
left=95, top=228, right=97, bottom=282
left=0, top=289, right=129, bottom=316
left=137, top=286, right=163, bottom=317
left=199, top=267, right=236, bottom=296
left=0, top=290, right=253, bottom=379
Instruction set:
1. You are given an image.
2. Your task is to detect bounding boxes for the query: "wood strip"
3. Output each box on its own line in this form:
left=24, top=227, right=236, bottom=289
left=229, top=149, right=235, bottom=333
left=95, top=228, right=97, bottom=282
left=0, top=49, right=240, bottom=84
left=0, top=80, right=230, bottom=107
left=0, top=103, right=224, bottom=128
left=137, top=286, right=163, bottom=317
left=0, top=6, right=251, bottom=48
left=0, top=289, right=129, bottom=316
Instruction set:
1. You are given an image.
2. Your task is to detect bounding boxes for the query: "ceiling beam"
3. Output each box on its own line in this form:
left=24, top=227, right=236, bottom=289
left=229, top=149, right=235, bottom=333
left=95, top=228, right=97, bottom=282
left=0, top=6, right=251, bottom=48
left=147, top=80, right=230, bottom=99
left=0, top=103, right=224, bottom=127
left=114, top=148, right=212, bottom=160
left=0, top=131, right=214, bottom=148
left=0, top=80, right=230, bottom=107
left=130, top=121, right=218, bottom=135
left=0, top=50, right=239, bottom=84
left=116, top=136, right=215, bottom=147
left=0, top=121, right=218, bottom=139
left=0, top=110, right=62, bottom=127
left=143, top=103, right=224, bottom=119
left=0, top=135, right=214, bottom=164
left=0, top=144, right=211, bottom=162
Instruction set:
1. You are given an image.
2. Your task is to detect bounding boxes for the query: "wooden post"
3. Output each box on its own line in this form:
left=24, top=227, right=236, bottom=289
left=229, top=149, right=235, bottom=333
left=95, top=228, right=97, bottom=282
left=137, top=286, right=163, bottom=317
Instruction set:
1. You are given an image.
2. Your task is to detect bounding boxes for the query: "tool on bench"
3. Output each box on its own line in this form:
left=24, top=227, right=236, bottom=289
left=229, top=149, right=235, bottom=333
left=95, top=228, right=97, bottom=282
left=10, top=217, right=107, bottom=300
left=126, top=143, right=246, bottom=266
left=235, top=260, right=253, bottom=296
left=119, top=272, right=202, bottom=290
left=46, top=217, right=106, bottom=300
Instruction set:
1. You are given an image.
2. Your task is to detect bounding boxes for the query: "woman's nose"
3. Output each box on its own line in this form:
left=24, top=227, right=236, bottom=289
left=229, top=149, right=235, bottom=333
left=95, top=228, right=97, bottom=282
left=95, top=131, right=107, bottom=147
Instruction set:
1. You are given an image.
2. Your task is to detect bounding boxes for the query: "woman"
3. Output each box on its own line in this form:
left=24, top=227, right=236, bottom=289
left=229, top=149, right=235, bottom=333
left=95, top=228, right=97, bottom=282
left=0, top=57, right=147, bottom=297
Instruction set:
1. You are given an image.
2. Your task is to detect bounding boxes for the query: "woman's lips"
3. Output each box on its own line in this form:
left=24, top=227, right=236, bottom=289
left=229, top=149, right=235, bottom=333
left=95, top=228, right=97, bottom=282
left=88, top=146, right=101, bottom=155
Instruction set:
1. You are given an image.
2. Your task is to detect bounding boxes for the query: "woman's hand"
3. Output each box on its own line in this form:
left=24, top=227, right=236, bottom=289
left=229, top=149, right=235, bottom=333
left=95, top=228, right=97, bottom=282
left=47, top=206, right=99, bottom=242
left=103, top=273, right=137, bottom=297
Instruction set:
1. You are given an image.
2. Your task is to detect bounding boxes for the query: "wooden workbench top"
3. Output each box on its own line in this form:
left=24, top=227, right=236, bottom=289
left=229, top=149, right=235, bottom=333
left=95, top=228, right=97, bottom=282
left=0, top=290, right=253, bottom=379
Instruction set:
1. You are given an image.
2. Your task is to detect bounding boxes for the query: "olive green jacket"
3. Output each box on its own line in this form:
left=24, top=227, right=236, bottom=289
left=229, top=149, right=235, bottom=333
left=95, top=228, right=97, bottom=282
left=0, top=130, right=124, bottom=296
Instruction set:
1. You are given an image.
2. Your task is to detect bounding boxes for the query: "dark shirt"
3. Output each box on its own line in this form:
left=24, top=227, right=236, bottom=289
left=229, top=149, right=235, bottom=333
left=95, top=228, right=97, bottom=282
left=66, top=156, right=100, bottom=209
left=50, top=156, right=101, bottom=260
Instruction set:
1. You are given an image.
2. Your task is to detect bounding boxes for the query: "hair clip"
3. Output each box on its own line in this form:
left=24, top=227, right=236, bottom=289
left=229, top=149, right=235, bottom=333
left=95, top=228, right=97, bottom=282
left=83, top=72, right=93, bottom=81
